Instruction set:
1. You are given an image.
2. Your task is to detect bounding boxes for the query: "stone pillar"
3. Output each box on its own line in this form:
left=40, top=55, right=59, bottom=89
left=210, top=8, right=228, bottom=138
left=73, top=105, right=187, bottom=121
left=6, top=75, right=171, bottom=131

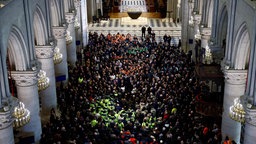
left=178, top=0, right=182, bottom=22
left=0, top=104, right=14, bottom=144
left=81, top=0, right=89, bottom=46
left=35, top=45, right=57, bottom=122
left=189, top=13, right=201, bottom=61
left=193, top=13, right=201, bottom=38
left=166, top=0, right=172, bottom=22
left=96, top=0, right=103, bottom=18
left=188, top=0, right=194, bottom=23
left=65, top=12, right=77, bottom=66
left=74, top=0, right=81, bottom=28
left=244, top=108, right=256, bottom=144
left=181, top=0, right=189, bottom=52
left=198, top=0, right=203, bottom=14
left=201, top=0, right=207, bottom=27
left=200, top=27, right=211, bottom=64
left=74, top=0, right=82, bottom=52
left=225, top=0, right=236, bottom=63
left=211, top=0, right=218, bottom=40
left=193, top=0, right=198, bottom=12
left=172, top=0, right=178, bottom=22
left=87, top=0, right=97, bottom=23
left=222, top=68, right=247, bottom=143
left=11, top=70, right=42, bottom=143
left=52, top=26, right=69, bottom=82
left=64, top=0, right=70, bottom=13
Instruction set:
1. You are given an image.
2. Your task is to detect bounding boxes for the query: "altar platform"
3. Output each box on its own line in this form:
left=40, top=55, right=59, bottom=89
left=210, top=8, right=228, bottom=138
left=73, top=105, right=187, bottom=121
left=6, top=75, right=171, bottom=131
left=88, top=17, right=181, bottom=38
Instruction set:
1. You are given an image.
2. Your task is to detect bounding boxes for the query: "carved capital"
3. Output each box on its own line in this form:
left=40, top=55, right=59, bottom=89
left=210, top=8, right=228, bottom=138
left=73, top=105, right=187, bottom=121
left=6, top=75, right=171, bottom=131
left=0, top=97, right=19, bottom=129
left=65, top=13, right=75, bottom=24
left=35, top=45, right=54, bottom=59
left=52, top=27, right=67, bottom=39
left=201, top=34, right=211, bottom=41
left=224, top=69, right=247, bottom=85
left=193, top=14, right=201, bottom=24
left=245, top=107, right=256, bottom=126
left=11, top=70, right=39, bottom=87
left=0, top=111, right=14, bottom=130
left=200, top=27, right=211, bottom=36
left=74, top=0, right=81, bottom=8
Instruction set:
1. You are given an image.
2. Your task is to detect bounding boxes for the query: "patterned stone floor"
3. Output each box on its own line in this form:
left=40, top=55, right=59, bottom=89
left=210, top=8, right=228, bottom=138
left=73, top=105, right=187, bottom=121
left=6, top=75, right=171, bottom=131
left=88, top=17, right=181, bottom=45
left=88, top=18, right=182, bottom=38
left=89, top=18, right=180, bottom=28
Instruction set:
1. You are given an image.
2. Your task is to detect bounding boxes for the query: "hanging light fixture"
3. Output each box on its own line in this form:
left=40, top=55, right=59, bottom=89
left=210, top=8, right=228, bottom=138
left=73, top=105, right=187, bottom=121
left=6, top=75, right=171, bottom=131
left=13, top=98, right=30, bottom=128
left=38, top=70, right=50, bottom=91
left=53, top=47, right=63, bottom=65
left=65, top=30, right=72, bottom=45
left=229, top=97, right=246, bottom=123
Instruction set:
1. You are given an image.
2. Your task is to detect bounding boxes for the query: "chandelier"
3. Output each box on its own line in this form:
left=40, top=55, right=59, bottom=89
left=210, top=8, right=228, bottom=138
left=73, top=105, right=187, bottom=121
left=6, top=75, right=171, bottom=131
left=65, top=30, right=72, bottom=45
left=13, top=98, right=30, bottom=128
left=38, top=70, right=50, bottom=91
left=53, top=47, right=63, bottom=65
left=75, top=18, right=80, bottom=30
left=229, top=97, right=246, bottom=123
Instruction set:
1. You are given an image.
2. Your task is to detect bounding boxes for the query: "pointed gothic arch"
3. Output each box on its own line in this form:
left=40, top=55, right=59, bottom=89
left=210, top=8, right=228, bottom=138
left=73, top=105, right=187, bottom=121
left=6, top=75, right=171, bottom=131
left=50, top=0, right=61, bottom=26
left=33, top=5, right=48, bottom=46
left=232, top=22, right=250, bottom=70
left=217, top=4, right=228, bottom=51
left=7, top=26, right=29, bottom=71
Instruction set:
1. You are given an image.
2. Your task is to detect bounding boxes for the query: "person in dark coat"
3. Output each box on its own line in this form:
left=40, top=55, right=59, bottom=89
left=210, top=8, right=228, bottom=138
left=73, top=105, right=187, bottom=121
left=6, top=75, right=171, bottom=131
left=147, top=26, right=152, bottom=36
left=141, top=26, right=146, bottom=38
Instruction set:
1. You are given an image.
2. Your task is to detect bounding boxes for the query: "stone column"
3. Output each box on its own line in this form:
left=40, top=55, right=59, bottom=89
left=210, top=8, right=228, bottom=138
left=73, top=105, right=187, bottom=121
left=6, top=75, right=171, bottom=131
left=201, top=0, right=207, bottom=27
left=193, top=13, right=201, bottom=38
left=190, top=13, right=201, bottom=61
left=222, top=68, right=247, bottom=143
left=200, top=27, right=211, bottom=64
left=244, top=108, right=256, bottom=144
left=0, top=103, right=14, bottom=144
left=193, top=0, right=198, bottom=12
left=225, top=0, right=236, bottom=63
left=35, top=45, right=57, bottom=122
left=11, top=70, right=42, bottom=143
left=74, top=0, right=82, bottom=52
left=81, top=0, right=89, bottom=46
left=65, top=12, right=77, bottom=66
left=96, top=0, right=103, bottom=18
left=181, top=0, right=189, bottom=52
left=172, top=0, right=178, bottom=22
left=166, top=0, right=172, bottom=22
left=177, top=0, right=181, bottom=22
left=87, top=0, right=97, bottom=23
left=52, top=26, right=68, bottom=82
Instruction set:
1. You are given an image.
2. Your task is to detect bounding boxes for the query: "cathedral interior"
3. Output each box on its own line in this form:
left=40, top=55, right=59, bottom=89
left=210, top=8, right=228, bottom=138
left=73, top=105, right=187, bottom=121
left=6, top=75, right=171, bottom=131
left=0, top=0, right=256, bottom=144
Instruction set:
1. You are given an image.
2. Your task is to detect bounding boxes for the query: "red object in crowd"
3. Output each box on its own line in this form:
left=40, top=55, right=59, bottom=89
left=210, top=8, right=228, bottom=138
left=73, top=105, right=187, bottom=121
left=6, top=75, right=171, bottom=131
left=129, top=137, right=136, bottom=144
left=203, top=127, right=209, bottom=135
left=163, top=113, right=169, bottom=120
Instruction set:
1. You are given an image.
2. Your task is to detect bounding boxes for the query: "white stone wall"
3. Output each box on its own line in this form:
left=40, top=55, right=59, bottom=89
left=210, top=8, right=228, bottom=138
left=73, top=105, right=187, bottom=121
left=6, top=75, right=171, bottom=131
left=214, top=0, right=256, bottom=143
left=0, top=0, right=54, bottom=143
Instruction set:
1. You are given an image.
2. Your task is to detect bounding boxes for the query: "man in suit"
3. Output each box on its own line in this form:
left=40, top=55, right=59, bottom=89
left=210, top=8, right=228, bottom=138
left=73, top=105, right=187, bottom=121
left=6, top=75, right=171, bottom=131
left=141, top=26, right=146, bottom=38
left=147, top=26, right=152, bottom=36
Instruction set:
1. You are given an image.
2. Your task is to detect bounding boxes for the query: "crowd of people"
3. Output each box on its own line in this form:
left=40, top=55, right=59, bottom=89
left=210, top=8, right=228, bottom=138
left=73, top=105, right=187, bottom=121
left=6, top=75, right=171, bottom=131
left=40, top=32, right=222, bottom=144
